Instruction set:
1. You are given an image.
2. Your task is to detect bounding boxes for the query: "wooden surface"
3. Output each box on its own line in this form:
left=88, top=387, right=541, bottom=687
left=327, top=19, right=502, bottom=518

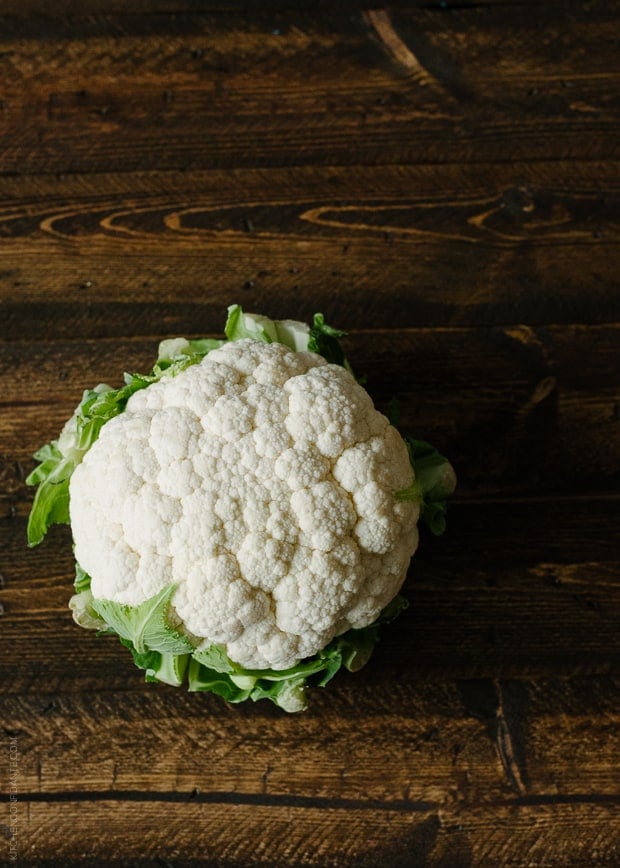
left=1, top=2, right=619, bottom=865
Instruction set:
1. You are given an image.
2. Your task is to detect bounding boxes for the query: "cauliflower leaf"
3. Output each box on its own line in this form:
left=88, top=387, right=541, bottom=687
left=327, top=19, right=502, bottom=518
left=396, top=438, right=457, bottom=536
left=92, top=585, right=194, bottom=656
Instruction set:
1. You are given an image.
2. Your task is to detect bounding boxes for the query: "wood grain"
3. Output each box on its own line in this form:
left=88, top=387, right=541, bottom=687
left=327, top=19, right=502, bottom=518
left=0, top=162, right=617, bottom=336
left=0, top=4, right=616, bottom=174
left=1, top=2, right=619, bottom=865
left=1, top=677, right=618, bottom=865
left=0, top=0, right=560, bottom=14
left=2, top=677, right=618, bottom=797
left=7, top=799, right=615, bottom=867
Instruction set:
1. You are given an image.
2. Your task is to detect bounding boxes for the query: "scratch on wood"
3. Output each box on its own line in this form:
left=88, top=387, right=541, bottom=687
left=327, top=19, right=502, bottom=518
left=503, top=325, right=555, bottom=373
left=261, top=763, right=272, bottom=796
left=458, top=680, right=529, bottom=797
left=363, top=9, right=445, bottom=92
left=503, top=324, right=545, bottom=348
left=494, top=680, right=527, bottom=796
left=516, top=375, right=557, bottom=419
left=528, top=376, right=557, bottom=406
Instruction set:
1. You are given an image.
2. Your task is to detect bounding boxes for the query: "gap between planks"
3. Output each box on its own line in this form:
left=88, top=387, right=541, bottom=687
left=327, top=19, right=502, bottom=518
left=0, top=323, right=619, bottom=346
left=12, top=789, right=620, bottom=809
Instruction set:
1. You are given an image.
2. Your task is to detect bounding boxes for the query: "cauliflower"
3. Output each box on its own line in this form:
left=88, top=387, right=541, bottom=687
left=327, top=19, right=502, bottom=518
left=27, top=305, right=455, bottom=711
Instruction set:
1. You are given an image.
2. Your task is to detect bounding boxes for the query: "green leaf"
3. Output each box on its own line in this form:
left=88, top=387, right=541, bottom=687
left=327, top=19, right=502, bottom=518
left=188, top=656, right=308, bottom=711
left=154, top=337, right=224, bottom=376
left=273, top=319, right=311, bottom=352
left=26, top=382, right=149, bottom=546
left=26, top=459, right=72, bottom=546
left=25, top=442, right=63, bottom=485
left=91, top=585, right=194, bottom=655
left=152, top=652, right=191, bottom=686
left=250, top=677, right=308, bottom=713
left=376, top=592, right=410, bottom=623
left=74, top=562, right=91, bottom=593
left=187, top=658, right=254, bottom=702
left=75, top=379, right=152, bottom=452
left=192, top=643, right=235, bottom=674
left=229, top=673, right=258, bottom=691
left=224, top=304, right=275, bottom=343
left=397, top=438, right=457, bottom=536
left=393, top=479, right=423, bottom=505
left=118, top=639, right=160, bottom=682
left=332, top=593, right=409, bottom=675
left=194, top=643, right=327, bottom=683
left=119, top=641, right=191, bottom=687
left=69, top=588, right=108, bottom=631
left=83, top=589, right=408, bottom=710
left=308, top=313, right=349, bottom=368
left=225, top=304, right=318, bottom=354
left=26, top=351, right=205, bottom=546
left=223, top=303, right=358, bottom=369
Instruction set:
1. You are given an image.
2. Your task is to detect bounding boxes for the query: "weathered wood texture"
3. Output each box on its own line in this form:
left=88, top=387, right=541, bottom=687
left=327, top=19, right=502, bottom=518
left=1, top=679, right=619, bottom=865
left=0, top=4, right=616, bottom=173
left=0, top=161, right=618, bottom=334
left=2, top=678, right=620, bottom=865
left=0, top=2, right=619, bottom=866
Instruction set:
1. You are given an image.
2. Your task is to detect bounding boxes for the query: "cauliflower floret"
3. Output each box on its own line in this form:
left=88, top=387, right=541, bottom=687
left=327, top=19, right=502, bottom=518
left=69, top=339, right=419, bottom=670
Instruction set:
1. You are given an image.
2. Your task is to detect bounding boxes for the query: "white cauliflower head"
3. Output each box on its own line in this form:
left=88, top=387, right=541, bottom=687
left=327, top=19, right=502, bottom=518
left=69, top=339, right=419, bottom=670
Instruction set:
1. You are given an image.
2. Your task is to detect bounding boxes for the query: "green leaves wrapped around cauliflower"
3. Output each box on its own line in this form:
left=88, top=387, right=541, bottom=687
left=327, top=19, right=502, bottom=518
left=27, top=306, right=456, bottom=711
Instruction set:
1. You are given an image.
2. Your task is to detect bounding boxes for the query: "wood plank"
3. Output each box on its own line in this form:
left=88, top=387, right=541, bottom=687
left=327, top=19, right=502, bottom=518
left=3, top=800, right=440, bottom=867
left=0, top=0, right=548, bottom=16
left=1, top=323, right=619, bottom=497
left=2, top=669, right=619, bottom=861
left=0, top=686, right=505, bottom=801
left=0, top=5, right=617, bottom=174
left=2, top=677, right=618, bottom=800
left=1, top=495, right=618, bottom=694
left=6, top=789, right=620, bottom=866
left=0, top=161, right=617, bottom=335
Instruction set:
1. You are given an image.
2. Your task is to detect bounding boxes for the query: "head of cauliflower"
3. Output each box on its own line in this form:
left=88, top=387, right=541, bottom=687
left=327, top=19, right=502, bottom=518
left=69, top=339, right=419, bottom=671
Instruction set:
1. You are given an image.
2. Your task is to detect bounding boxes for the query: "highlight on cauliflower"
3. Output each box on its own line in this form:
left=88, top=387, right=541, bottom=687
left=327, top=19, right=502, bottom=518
left=27, top=305, right=456, bottom=711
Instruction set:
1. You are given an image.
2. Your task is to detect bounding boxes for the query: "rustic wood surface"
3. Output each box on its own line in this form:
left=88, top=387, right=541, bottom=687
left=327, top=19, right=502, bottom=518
left=0, top=1, right=618, bottom=865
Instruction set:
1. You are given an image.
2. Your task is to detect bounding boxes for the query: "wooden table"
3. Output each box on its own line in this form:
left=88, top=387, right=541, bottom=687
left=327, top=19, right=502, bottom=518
left=1, top=2, right=618, bottom=865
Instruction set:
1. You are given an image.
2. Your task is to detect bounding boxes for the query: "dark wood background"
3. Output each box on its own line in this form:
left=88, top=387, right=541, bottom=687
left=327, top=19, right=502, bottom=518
left=1, top=1, right=618, bottom=865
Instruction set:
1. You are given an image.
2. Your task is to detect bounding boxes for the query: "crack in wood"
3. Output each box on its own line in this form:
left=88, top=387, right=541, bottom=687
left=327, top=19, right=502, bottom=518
left=494, top=680, right=528, bottom=796
left=12, top=789, right=620, bottom=808
left=457, top=679, right=530, bottom=795
left=12, top=789, right=441, bottom=812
